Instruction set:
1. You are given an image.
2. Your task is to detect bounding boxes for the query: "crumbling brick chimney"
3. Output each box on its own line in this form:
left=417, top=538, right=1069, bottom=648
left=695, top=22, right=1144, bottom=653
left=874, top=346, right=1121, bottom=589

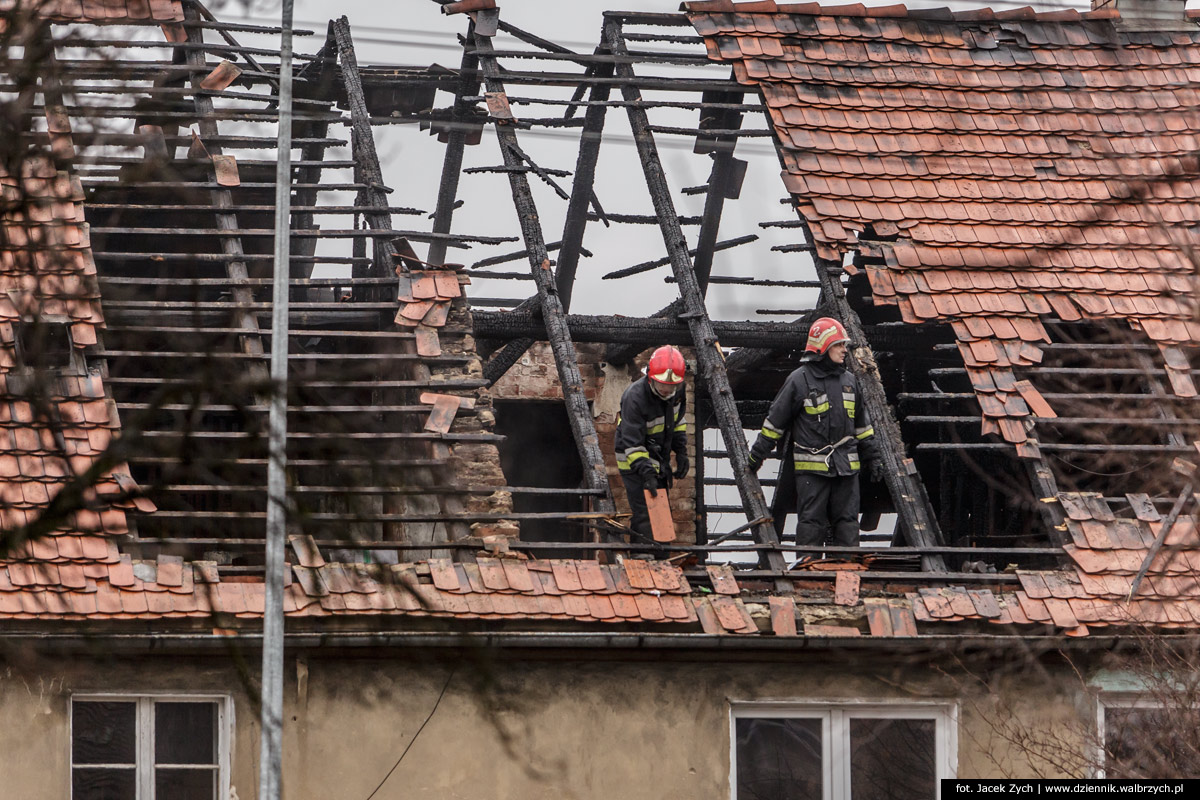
left=1092, top=0, right=1194, bottom=28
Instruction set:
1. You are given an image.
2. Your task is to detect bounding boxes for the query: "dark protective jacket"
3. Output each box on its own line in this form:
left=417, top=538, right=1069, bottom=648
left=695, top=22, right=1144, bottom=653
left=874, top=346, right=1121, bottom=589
left=750, top=356, right=876, bottom=476
left=616, top=377, right=687, bottom=475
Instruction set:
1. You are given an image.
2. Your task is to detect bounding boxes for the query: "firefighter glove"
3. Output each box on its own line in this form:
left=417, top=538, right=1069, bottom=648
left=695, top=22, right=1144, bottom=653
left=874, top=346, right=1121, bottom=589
left=634, top=458, right=659, bottom=497
left=747, top=452, right=763, bottom=473
left=868, top=459, right=885, bottom=483
left=673, top=453, right=690, bottom=480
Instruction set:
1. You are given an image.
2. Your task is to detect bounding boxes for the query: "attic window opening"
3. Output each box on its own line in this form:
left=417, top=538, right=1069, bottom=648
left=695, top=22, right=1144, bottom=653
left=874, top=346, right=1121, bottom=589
left=16, top=320, right=76, bottom=371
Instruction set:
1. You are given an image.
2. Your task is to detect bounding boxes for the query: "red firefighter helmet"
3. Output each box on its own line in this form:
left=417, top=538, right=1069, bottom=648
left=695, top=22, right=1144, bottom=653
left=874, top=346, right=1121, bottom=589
left=647, top=345, right=686, bottom=387
left=805, top=317, right=849, bottom=355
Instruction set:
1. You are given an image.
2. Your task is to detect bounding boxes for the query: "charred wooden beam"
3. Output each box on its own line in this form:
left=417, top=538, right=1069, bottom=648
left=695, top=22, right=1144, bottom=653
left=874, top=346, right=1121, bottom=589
left=473, top=311, right=815, bottom=347
left=602, top=234, right=756, bottom=280
left=436, top=69, right=744, bottom=93
left=192, top=0, right=282, bottom=93
left=603, top=298, right=683, bottom=367
left=605, top=17, right=787, bottom=588
left=287, top=26, right=338, bottom=288
left=482, top=336, right=536, bottom=385
left=473, top=13, right=614, bottom=514
left=183, top=4, right=265, bottom=362
left=907, top=416, right=1200, bottom=427
left=332, top=18, right=394, bottom=284
left=692, top=88, right=745, bottom=296
left=725, top=311, right=824, bottom=390
left=426, top=19, right=482, bottom=267
left=556, top=51, right=613, bottom=312
left=916, top=443, right=1199, bottom=453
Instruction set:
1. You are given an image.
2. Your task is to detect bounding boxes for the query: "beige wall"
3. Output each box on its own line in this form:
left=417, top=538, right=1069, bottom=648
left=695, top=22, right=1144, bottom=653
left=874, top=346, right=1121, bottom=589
left=0, top=646, right=1097, bottom=799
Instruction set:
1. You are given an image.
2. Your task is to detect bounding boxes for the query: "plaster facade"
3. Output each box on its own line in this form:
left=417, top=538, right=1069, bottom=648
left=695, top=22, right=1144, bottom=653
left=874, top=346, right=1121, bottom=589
left=0, top=646, right=1096, bottom=799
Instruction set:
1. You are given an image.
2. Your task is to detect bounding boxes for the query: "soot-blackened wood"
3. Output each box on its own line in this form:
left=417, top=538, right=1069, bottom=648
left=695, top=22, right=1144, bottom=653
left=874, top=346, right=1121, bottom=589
left=605, top=18, right=787, bottom=588
left=483, top=336, right=535, bottom=385
left=556, top=56, right=613, bottom=312
left=473, top=19, right=613, bottom=513
left=288, top=28, right=338, bottom=292
left=473, top=311, right=816, bottom=347
left=183, top=5, right=264, bottom=361
left=809, top=248, right=946, bottom=570
left=427, top=21, right=482, bottom=268
left=331, top=18, right=394, bottom=283
left=604, top=299, right=684, bottom=366
left=724, top=310, right=824, bottom=391
left=692, top=90, right=745, bottom=297
left=602, top=234, right=757, bottom=281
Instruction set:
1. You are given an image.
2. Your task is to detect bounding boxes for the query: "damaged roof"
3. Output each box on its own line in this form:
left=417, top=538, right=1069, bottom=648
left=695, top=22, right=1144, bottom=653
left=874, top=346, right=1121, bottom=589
left=687, top=0, right=1200, bottom=446
left=4, top=0, right=1200, bottom=643
left=682, top=0, right=1200, bottom=635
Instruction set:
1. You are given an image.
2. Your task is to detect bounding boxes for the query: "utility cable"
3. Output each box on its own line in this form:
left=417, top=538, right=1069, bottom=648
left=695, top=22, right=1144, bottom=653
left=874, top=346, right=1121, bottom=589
left=363, top=664, right=458, bottom=800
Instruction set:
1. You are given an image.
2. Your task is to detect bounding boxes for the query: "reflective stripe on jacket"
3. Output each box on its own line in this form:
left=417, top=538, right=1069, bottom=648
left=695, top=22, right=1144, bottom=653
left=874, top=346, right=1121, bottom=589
left=616, top=377, right=688, bottom=472
left=750, top=358, right=874, bottom=476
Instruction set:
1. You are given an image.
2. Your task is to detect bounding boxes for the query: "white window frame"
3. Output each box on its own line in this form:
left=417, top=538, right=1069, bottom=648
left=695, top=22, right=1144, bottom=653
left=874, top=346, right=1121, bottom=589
left=70, top=693, right=232, bottom=800
left=730, top=700, right=958, bottom=800
left=1095, top=693, right=1174, bottom=779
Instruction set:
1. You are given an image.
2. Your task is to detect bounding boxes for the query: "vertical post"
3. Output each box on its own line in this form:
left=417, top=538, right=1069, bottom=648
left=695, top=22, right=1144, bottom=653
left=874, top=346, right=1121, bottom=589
left=471, top=13, right=614, bottom=512
left=260, top=3, right=294, bottom=800
left=555, top=59, right=612, bottom=312
left=331, top=18, right=394, bottom=282
left=604, top=18, right=788, bottom=588
left=182, top=5, right=265, bottom=359
left=427, top=23, right=481, bottom=267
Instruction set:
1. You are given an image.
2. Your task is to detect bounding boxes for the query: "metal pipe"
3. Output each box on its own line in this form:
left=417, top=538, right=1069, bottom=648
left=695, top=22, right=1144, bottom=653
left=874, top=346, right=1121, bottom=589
left=260, top=2, right=294, bottom=799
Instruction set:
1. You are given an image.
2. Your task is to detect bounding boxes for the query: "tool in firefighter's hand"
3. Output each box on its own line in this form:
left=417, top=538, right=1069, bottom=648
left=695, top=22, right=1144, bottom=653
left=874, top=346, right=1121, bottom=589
left=645, top=489, right=676, bottom=542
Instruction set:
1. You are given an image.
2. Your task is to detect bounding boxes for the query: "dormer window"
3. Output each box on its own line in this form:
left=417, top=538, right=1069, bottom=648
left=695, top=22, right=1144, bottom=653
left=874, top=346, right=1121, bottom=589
left=16, top=319, right=76, bottom=372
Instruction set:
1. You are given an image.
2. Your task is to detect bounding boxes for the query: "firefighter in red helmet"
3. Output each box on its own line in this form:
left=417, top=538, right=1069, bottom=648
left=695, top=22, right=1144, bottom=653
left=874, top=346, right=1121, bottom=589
left=615, top=345, right=690, bottom=538
left=747, top=318, right=881, bottom=548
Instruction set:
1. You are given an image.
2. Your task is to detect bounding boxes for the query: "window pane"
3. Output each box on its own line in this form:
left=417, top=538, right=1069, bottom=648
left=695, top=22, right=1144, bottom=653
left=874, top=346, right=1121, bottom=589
left=1105, top=706, right=1200, bottom=778
left=155, top=768, right=216, bottom=800
left=850, top=718, right=936, bottom=800
left=736, top=717, right=823, bottom=800
left=72, top=767, right=136, bottom=800
left=155, top=702, right=216, bottom=765
left=73, top=702, right=136, bottom=765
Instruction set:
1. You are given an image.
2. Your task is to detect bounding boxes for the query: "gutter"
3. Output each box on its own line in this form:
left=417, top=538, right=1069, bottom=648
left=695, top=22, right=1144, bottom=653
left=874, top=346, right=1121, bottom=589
left=0, top=630, right=1183, bottom=656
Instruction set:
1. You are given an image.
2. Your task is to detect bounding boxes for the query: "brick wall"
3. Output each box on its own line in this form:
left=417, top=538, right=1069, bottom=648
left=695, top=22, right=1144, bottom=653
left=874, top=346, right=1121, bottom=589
left=490, top=343, right=698, bottom=543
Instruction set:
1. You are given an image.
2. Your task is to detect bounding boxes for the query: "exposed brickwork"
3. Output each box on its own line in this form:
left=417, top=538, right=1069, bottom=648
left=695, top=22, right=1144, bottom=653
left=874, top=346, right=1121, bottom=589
left=423, top=292, right=514, bottom=532
left=494, top=344, right=699, bottom=542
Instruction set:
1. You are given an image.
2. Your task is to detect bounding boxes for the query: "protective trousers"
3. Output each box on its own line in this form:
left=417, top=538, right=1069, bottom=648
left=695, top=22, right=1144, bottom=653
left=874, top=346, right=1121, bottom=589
left=793, top=473, right=860, bottom=547
left=621, top=472, right=652, bottom=538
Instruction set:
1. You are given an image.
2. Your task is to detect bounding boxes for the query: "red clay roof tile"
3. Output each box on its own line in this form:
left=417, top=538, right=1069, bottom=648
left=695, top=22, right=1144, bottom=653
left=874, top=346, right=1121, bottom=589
left=551, top=560, right=584, bottom=592
left=864, top=598, right=894, bottom=635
